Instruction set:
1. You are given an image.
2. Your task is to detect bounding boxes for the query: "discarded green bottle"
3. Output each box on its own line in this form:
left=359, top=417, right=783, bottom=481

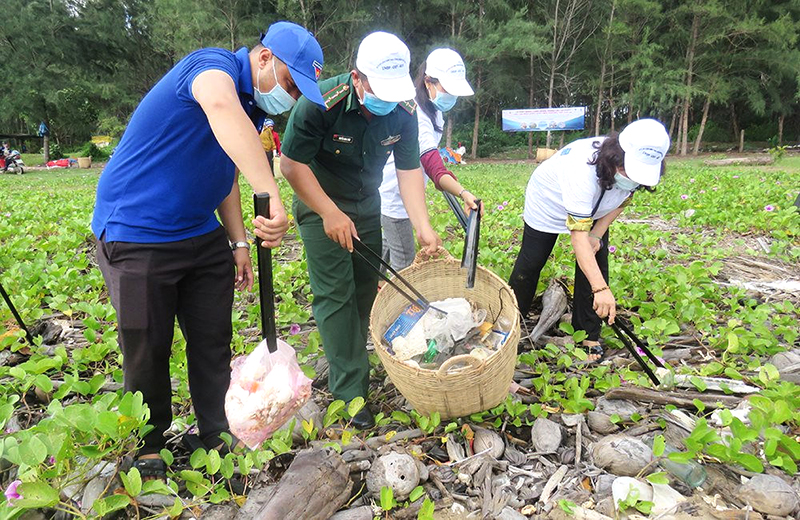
left=657, top=443, right=707, bottom=489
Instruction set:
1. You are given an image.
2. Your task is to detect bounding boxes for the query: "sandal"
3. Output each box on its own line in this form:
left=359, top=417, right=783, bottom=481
left=580, top=342, right=605, bottom=363
left=131, top=457, right=167, bottom=482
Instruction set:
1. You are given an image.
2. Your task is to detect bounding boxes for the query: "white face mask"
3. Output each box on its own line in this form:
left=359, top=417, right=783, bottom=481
left=254, top=57, right=296, bottom=115
left=614, top=172, right=640, bottom=192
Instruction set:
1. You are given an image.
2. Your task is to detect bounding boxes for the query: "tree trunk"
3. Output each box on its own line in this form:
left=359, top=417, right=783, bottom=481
left=43, top=135, right=50, bottom=163
left=778, top=114, right=784, bottom=145
left=594, top=0, right=616, bottom=136
left=445, top=115, right=453, bottom=149
left=627, top=75, right=634, bottom=124
left=470, top=71, right=481, bottom=160
left=528, top=54, right=535, bottom=158
left=739, top=129, right=744, bottom=153
left=668, top=105, right=679, bottom=143
left=692, top=93, right=711, bottom=155
left=546, top=0, right=559, bottom=149
left=608, top=65, right=616, bottom=133
left=729, top=103, right=739, bottom=142
left=680, top=13, right=700, bottom=155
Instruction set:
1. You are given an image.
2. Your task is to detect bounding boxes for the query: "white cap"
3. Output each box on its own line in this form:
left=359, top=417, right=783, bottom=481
left=618, top=118, right=670, bottom=186
left=355, top=32, right=416, bottom=102
left=425, top=48, right=474, bottom=96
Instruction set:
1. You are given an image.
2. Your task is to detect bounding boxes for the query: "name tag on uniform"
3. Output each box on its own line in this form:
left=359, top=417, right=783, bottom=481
left=332, top=134, right=353, bottom=144
left=381, top=135, right=401, bottom=146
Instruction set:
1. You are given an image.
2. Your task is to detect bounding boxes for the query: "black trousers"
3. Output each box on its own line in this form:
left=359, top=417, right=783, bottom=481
left=508, top=223, right=609, bottom=341
left=97, top=226, right=235, bottom=454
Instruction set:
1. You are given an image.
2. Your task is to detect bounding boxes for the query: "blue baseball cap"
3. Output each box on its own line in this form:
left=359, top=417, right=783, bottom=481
left=261, top=21, right=325, bottom=110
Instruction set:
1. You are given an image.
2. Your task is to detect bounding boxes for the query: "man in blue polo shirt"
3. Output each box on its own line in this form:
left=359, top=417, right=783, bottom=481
left=92, top=21, right=324, bottom=480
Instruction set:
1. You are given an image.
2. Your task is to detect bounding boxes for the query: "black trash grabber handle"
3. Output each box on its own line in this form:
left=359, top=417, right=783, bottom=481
left=254, top=193, right=277, bottom=353
left=0, top=280, right=34, bottom=346
left=605, top=317, right=661, bottom=386
left=443, top=191, right=468, bottom=232
left=461, top=199, right=482, bottom=289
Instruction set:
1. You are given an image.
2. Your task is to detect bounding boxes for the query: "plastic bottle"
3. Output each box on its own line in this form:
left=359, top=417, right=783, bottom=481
left=648, top=440, right=707, bottom=489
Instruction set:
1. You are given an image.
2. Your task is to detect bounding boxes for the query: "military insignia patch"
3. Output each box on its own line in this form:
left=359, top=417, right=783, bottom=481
left=313, top=60, right=323, bottom=80
left=380, top=135, right=401, bottom=146
left=333, top=134, right=354, bottom=144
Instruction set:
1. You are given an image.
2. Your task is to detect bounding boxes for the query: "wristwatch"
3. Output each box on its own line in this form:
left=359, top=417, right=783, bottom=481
left=230, top=241, right=250, bottom=251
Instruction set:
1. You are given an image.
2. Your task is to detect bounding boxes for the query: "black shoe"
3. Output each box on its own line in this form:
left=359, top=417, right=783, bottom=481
left=351, top=408, right=375, bottom=430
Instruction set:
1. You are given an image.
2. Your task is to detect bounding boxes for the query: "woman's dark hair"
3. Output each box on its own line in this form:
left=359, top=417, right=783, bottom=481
left=414, top=61, right=443, bottom=133
left=588, top=132, right=665, bottom=192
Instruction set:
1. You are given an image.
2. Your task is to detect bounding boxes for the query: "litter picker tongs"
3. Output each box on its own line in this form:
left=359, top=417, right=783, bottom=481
left=254, top=193, right=278, bottom=353
left=351, top=239, right=445, bottom=315
left=0, top=279, right=34, bottom=346
left=606, top=316, right=665, bottom=386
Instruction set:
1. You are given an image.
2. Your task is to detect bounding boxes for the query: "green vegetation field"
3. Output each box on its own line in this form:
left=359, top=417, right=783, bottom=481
left=0, top=158, right=798, bottom=517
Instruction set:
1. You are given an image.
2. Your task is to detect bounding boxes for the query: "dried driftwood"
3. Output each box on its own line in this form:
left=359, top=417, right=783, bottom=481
left=248, top=448, right=352, bottom=520
left=605, top=387, right=742, bottom=410
left=703, top=156, right=774, bottom=167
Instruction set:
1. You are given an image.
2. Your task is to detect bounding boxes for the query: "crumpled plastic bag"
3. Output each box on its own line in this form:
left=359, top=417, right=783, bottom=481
left=225, top=338, right=312, bottom=449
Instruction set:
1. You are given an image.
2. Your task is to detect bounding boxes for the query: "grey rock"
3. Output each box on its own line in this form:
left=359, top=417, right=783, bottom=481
left=595, top=397, right=639, bottom=421
left=365, top=452, right=420, bottom=500
left=738, top=474, right=799, bottom=516
left=587, top=411, right=619, bottom=434
left=496, top=506, right=527, bottom=520
left=591, top=435, right=653, bottom=477
left=81, top=475, right=111, bottom=514
left=594, top=474, right=617, bottom=497
left=199, top=504, right=239, bottom=520
left=561, top=414, right=583, bottom=427
left=769, top=350, right=800, bottom=372
left=531, top=417, right=562, bottom=453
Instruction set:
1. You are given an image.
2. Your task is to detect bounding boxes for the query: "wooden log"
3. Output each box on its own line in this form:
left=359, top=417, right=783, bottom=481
left=703, top=156, right=773, bottom=167
left=605, top=387, right=742, bottom=410
left=248, top=448, right=352, bottom=520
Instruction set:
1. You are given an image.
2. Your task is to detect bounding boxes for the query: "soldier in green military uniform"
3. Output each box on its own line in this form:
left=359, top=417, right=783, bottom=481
left=281, top=32, right=441, bottom=428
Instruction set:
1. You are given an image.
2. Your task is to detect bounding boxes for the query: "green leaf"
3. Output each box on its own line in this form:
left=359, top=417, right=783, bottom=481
left=692, top=399, right=706, bottom=412
left=206, top=449, right=221, bottom=475
left=668, top=451, right=695, bottom=464
left=635, top=500, right=654, bottom=515
left=736, top=453, right=764, bottom=473
left=347, top=396, right=365, bottom=418
left=689, top=376, right=707, bottom=392
left=653, top=435, right=666, bottom=457
left=409, top=485, right=425, bottom=502
left=159, top=448, right=174, bottom=466
left=646, top=472, right=669, bottom=485
left=141, top=479, right=172, bottom=496
left=93, top=494, right=132, bottom=515
left=13, top=482, right=60, bottom=508
left=190, top=448, right=208, bottom=469
left=120, top=467, right=142, bottom=496
left=771, top=400, right=792, bottom=424
left=418, top=498, right=435, bottom=520
left=380, top=486, right=395, bottom=511
left=392, top=411, right=411, bottom=425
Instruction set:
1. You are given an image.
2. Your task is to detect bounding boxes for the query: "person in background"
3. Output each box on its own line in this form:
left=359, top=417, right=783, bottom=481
left=379, top=48, right=480, bottom=271
left=508, top=119, right=670, bottom=361
left=1, top=141, right=10, bottom=172
left=279, top=32, right=442, bottom=429
left=91, top=21, right=324, bottom=480
left=260, top=118, right=279, bottom=173
left=271, top=124, right=281, bottom=157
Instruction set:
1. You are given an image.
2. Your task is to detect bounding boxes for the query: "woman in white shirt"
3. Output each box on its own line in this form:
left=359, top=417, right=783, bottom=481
left=379, top=48, right=480, bottom=270
left=509, top=119, right=670, bottom=360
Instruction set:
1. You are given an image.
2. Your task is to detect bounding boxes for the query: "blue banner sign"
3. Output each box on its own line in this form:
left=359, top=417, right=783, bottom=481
left=502, top=107, right=586, bottom=132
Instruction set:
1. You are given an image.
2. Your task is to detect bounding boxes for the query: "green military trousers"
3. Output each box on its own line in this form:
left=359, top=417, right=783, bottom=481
left=293, top=195, right=382, bottom=403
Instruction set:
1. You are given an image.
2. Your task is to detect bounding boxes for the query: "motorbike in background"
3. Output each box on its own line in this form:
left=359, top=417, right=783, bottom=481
left=1, top=150, right=25, bottom=174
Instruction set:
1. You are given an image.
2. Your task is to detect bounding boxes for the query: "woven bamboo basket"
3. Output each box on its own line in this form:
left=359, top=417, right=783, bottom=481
left=370, top=251, right=520, bottom=419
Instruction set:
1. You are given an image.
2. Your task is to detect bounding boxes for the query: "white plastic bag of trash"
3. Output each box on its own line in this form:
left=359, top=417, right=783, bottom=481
left=225, top=338, right=312, bottom=449
left=391, top=298, right=483, bottom=361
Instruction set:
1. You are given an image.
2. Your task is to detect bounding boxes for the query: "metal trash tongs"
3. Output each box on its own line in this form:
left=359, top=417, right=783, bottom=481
left=0, top=280, right=34, bottom=346
left=605, top=316, right=665, bottom=386
left=351, top=239, right=445, bottom=315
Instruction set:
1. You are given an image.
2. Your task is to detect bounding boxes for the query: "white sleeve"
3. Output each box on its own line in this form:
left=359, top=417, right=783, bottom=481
left=559, top=160, right=600, bottom=219
left=417, top=109, right=440, bottom=156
